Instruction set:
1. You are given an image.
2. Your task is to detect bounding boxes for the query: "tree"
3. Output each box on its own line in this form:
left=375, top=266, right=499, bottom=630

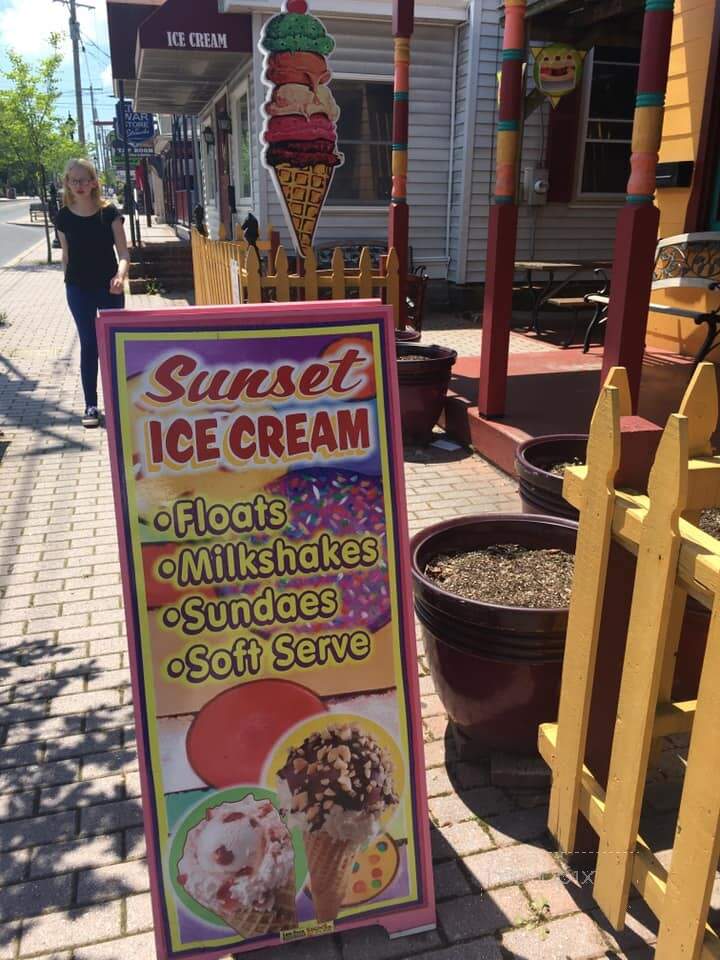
left=0, top=35, right=82, bottom=262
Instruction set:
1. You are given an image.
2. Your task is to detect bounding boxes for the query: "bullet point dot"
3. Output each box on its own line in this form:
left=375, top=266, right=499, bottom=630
left=158, top=559, right=175, bottom=578
left=163, top=607, right=181, bottom=628
left=155, top=512, right=172, bottom=531
left=167, top=658, right=184, bottom=679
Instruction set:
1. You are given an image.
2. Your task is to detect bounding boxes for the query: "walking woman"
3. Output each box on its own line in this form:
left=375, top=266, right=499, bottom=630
left=56, top=158, right=129, bottom=428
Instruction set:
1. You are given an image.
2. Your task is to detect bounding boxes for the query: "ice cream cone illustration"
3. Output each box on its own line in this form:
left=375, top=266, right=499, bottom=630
left=277, top=723, right=398, bottom=922
left=177, top=796, right=296, bottom=937
left=260, top=0, right=343, bottom=257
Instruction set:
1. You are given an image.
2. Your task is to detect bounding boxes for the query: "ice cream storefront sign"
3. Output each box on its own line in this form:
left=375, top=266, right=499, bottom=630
left=97, top=300, right=434, bottom=959
left=260, top=0, right=343, bottom=258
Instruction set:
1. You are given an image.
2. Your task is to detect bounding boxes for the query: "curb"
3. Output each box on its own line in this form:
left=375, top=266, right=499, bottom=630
left=4, top=236, right=55, bottom=269
left=6, top=220, right=47, bottom=229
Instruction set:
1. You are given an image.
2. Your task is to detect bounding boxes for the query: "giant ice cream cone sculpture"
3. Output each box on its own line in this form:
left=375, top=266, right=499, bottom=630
left=277, top=723, right=398, bottom=922
left=260, top=0, right=343, bottom=257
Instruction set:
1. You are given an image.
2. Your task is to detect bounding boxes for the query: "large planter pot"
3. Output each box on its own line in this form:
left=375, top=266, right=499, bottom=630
left=397, top=344, right=457, bottom=446
left=515, top=433, right=708, bottom=702
left=515, top=434, right=586, bottom=520
left=411, top=513, right=576, bottom=755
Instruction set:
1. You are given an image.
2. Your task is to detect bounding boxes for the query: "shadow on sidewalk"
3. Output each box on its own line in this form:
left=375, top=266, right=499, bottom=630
left=0, top=353, right=92, bottom=455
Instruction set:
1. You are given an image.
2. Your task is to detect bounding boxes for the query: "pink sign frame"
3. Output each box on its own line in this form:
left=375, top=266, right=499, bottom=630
left=96, top=299, right=435, bottom=959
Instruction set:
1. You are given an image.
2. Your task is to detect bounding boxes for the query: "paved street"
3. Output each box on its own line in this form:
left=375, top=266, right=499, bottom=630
left=0, top=200, right=44, bottom=267
left=0, top=238, right=695, bottom=959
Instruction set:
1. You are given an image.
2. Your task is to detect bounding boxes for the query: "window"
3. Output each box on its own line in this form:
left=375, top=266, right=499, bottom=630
left=233, top=88, right=252, bottom=203
left=576, top=47, right=640, bottom=197
left=327, top=79, right=393, bottom=206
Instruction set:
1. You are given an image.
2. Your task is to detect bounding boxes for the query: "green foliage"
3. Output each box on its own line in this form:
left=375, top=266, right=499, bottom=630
left=0, top=34, right=81, bottom=191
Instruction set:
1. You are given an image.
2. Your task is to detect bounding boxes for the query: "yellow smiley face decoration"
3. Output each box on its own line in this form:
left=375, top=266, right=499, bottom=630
left=532, top=45, right=586, bottom=107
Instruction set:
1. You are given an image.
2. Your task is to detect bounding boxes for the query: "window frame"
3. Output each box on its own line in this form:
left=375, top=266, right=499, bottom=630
left=325, top=72, right=395, bottom=211
left=573, top=47, right=639, bottom=202
left=229, top=78, right=254, bottom=209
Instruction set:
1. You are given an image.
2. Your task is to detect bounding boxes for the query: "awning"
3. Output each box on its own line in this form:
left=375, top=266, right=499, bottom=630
left=107, top=0, right=165, bottom=101
left=134, top=0, right=253, bottom=114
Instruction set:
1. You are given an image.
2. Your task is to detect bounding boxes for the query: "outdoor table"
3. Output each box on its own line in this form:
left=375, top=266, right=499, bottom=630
left=515, top=259, right=614, bottom=337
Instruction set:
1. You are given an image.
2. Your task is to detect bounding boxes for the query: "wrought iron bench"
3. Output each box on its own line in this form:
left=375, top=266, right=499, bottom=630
left=583, top=270, right=720, bottom=365
left=29, top=202, right=46, bottom=222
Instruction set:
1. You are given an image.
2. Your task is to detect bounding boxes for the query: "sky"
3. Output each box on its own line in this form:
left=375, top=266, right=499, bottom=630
left=0, top=0, right=117, bottom=144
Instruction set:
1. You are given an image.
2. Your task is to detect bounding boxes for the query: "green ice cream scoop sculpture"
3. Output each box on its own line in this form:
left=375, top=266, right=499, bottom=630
left=262, top=6, right=335, bottom=55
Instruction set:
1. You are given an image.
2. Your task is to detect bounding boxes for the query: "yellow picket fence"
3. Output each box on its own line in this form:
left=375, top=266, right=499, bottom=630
left=190, top=228, right=400, bottom=322
left=540, top=362, right=720, bottom=960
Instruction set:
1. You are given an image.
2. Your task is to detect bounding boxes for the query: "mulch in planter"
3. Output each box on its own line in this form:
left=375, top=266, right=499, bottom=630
left=424, top=543, right=575, bottom=608
left=547, top=457, right=584, bottom=477
left=699, top=508, right=720, bottom=538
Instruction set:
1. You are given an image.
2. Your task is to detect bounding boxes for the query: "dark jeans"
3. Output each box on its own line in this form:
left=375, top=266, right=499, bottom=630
left=66, top=285, right=124, bottom=408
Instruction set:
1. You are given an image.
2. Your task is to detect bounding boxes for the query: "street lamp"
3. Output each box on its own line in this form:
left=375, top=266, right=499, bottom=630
left=216, top=109, right=232, bottom=134
left=64, top=113, right=76, bottom=141
left=202, top=125, right=215, bottom=147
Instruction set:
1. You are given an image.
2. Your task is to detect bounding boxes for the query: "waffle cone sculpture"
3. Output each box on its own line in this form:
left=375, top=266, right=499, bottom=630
left=278, top=723, right=398, bottom=922
left=273, top=162, right=332, bottom=257
left=260, top=0, right=343, bottom=257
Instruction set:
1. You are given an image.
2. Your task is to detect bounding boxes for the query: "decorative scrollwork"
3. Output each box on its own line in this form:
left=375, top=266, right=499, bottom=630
left=653, top=235, right=720, bottom=287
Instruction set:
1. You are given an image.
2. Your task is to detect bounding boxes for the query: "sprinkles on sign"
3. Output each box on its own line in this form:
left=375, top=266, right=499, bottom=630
left=221, top=468, right=390, bottom=635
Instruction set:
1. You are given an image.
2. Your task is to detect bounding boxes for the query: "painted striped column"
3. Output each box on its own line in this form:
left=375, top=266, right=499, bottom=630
left=478, top=0, right=527, bottom=417
left=601, top=0, right=675, bottom=409
left=388, top=0, right=414, bottom=329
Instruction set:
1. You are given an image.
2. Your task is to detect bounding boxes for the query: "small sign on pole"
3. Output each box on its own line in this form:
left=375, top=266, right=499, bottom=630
left=97, top=300, right=435, bottom=960
left=230, top=258, right=242, bottom=304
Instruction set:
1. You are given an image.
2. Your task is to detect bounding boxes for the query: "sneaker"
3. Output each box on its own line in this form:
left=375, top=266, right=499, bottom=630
left=82, top=406, right=100, bottom=428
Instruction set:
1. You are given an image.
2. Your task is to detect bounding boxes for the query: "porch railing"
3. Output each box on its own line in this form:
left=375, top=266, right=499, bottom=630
left=190, top=228, right=400, bottom=323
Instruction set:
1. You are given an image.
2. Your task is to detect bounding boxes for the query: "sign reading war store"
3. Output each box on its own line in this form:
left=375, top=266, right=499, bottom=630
left=97, top=301, right=435, bottom=959
left=116, top=102, right=154, bottom=142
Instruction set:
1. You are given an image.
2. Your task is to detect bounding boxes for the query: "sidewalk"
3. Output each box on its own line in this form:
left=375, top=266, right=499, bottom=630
left=0, top=243, right=680, bottom=960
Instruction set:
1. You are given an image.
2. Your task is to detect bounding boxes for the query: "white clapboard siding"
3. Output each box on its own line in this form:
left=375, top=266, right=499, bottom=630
left=255, top=16, right=455, bottom=275
left=451, top=0, right=620, bottom=284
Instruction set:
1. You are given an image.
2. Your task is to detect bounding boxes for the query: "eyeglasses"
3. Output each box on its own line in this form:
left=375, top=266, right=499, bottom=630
left=69, top=178, right=93, bottom=187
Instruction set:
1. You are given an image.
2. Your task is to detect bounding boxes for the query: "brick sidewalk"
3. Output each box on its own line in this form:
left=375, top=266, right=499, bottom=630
left=0, top=245, right=680, bottom=959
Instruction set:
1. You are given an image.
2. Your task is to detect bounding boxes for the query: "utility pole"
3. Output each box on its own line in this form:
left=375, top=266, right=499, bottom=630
left=69, top=0, right=85, bottom=146
left=54, top=0, right=94, bottom=148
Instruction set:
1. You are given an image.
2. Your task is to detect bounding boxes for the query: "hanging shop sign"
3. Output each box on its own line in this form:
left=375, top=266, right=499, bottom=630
left=531, top=45, right=586, bottom=106
left=116, top=102, right=155, bottom=142
left=259, top=0, right=344, bottom=258
left=112, top=138, right=154, bottom=164
left=97, top=300, right=435, bottom=960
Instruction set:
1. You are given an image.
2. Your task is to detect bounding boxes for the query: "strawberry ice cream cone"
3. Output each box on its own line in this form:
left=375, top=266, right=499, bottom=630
left=177, top=796, right=296, bottom=939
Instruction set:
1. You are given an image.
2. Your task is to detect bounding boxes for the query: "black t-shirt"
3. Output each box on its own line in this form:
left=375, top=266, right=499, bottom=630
left=56, top=204, right=124, bottom=288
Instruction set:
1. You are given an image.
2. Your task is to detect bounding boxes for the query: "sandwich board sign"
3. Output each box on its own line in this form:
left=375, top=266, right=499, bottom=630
left=97, top=299, right=435, bottom=959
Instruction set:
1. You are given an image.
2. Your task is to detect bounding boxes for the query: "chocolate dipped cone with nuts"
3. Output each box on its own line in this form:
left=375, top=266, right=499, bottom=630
left=277, top=723, right=398, bottom=921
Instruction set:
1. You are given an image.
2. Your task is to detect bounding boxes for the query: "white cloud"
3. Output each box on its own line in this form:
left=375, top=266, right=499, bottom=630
left=0, top=0, right=102, bottom=58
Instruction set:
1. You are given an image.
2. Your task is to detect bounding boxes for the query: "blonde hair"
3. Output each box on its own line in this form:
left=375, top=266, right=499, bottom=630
left=62, top=158, right=107, bottom=209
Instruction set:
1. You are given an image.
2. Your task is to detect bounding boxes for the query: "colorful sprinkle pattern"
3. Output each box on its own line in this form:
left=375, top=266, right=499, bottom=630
left=221, top=467, right=390, bottom=635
